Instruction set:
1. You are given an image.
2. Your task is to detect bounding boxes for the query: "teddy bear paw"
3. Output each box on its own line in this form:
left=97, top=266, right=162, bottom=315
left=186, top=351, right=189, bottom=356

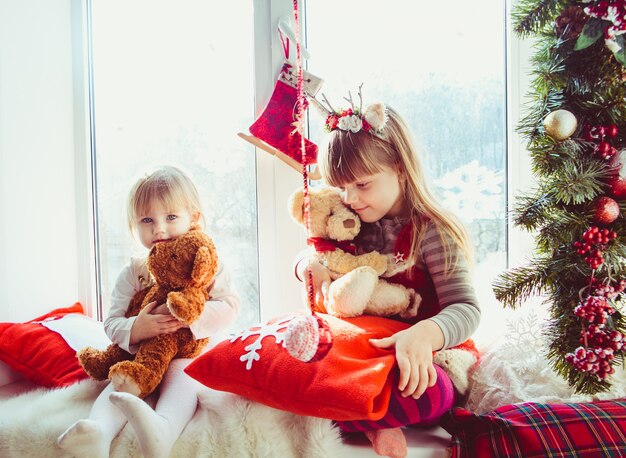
left=398, top=289, right=421, bottom=319
left=167, top=292, right=193, bottom=323
left=110, top=371, right=142, bottom=397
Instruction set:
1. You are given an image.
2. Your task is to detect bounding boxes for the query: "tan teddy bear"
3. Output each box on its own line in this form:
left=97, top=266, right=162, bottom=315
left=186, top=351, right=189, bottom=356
left=77, top=225, right=218, bottom=398
left=289, top=187, right=420, bottom=318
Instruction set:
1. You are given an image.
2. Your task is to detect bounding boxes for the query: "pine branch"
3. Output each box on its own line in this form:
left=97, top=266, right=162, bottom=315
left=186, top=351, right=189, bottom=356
left=512, top=190, right=555, bottom=231
left=533, top=140, right=600, bottom=176
left=492, top=257, right=552, bottom=309
left=548, top=160, right=608, bottom=205
left=536, top=211, right=587, bottom=252
left=512, top=0, right=569, bottom=36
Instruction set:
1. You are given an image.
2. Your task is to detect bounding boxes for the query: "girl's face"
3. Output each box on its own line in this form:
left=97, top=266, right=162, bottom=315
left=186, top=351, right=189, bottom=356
left=135, top=201, right=199, bottom=250
left=337, top=165, right=407, bottom=223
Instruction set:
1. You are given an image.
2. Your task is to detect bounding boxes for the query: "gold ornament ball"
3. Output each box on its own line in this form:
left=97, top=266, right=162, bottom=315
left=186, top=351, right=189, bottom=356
left=543, top=109, right=578, bottom=141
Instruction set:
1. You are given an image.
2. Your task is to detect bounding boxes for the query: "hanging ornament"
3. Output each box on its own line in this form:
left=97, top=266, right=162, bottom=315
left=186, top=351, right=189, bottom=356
left=610, top=177, right=626, bottom=199
left=543, top=109, right=578, bottom=140
left=281, top=0, right=333, bottom=363
left=284, top=314, right=333, bottom=362
left=593, top=196, right=620, bottom=225
left=608, top=149, right=626, bottom=199
left=240, top=61, right=323, bottom=180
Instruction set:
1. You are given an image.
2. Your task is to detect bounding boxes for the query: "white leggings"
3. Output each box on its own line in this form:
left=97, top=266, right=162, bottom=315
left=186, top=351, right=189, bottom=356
left=88, top=358, right=201, bottom=444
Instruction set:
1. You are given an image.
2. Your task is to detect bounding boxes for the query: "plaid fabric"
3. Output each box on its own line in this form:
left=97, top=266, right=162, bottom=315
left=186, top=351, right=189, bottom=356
left=441, top=399, right=626, bottom=458
left=355, top=217, right=408, bottom=254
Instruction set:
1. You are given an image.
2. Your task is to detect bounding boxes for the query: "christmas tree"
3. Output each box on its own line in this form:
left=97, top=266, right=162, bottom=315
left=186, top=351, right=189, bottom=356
left=493, top=0, right=626, bottom=394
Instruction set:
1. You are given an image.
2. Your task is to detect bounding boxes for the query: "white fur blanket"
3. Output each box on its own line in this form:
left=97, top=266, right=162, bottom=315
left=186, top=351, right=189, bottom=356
left=0, top=380, right=343, bottom=457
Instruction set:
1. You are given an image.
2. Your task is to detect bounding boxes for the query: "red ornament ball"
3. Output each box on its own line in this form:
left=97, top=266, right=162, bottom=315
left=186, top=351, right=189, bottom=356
left=284, top=314, right=333, bottom=362
left=593, top=196, right=620, bottom=225
left=609, top=176, right=626, bottom=200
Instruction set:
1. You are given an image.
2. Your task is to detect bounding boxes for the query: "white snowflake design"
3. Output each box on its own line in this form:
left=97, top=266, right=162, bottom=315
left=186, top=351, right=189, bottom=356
left=230, top=317, right=292, bottom=370
left=501, top=310, right=547, bottom=375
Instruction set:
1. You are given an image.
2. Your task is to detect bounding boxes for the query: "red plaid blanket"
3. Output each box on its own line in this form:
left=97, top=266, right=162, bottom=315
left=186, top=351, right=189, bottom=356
left=441, top=399, right=626, bottom=457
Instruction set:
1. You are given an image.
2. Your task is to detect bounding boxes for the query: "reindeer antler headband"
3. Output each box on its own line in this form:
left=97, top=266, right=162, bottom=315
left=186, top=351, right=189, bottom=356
left=311, top=84, right=388, bottom=140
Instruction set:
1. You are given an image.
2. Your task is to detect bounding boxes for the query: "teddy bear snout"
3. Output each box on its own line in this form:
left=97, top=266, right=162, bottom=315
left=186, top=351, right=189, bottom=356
left=343, top=219, right=356, bottom=229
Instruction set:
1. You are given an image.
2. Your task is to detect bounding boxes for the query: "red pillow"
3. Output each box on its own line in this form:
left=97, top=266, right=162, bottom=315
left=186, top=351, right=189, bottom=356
left=0, top=303, right=91, bottom=388
left=186, top=313, right=411, bottom=421
left=441, top=399, right=626, bottom=458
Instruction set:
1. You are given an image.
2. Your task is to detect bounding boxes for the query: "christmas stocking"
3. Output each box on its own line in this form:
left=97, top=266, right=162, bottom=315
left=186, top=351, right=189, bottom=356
left=248, top=61, right=323, bottom=168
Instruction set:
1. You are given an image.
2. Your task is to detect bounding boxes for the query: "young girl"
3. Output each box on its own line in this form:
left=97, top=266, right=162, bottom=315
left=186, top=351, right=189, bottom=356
left=298, top=104, right=480, bottom=458
left=57, top=165, right=241, bottom=458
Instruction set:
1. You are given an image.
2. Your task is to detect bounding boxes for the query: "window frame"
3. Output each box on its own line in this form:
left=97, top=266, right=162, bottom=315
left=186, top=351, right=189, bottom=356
left=74, top=0, right=532, bottom=320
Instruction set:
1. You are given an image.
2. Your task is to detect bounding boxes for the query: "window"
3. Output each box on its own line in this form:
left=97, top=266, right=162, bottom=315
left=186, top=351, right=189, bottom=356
left=90, top=0, right=259, bottom=329
left=305, top=0, right=507, bottom=339
left=87, top=0, right=511, bottom=341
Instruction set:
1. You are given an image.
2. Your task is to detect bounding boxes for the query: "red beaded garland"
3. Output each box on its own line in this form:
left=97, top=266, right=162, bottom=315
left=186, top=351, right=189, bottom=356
left=289, top=0, right=333, bottom=363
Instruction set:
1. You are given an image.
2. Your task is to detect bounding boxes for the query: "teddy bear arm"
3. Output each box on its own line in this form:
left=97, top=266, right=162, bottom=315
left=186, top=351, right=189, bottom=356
left=356, top=252, right=388, bottom=274
left=77, top=344, right=132, bottom=381
left=319, top=250, right=361, bottom=275
left=322, top=250, right=387, bottom=275
left=125, top=287, right=152, bottom=318
left=167, top=288, right=206, bottom=325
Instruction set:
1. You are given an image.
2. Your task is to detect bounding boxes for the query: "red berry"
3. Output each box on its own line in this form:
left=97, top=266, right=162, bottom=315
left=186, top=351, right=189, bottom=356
left=598, top=141, right=611, bottom=155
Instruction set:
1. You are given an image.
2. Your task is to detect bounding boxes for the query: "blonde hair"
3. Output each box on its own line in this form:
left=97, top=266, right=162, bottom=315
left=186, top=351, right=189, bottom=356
left=127, top=165, right=204, bottom=234
left=318, top=106, right=473, bottom=275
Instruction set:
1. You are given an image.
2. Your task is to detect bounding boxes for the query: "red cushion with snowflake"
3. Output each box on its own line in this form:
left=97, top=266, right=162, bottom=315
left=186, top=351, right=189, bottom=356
left=185, top=312, right=411, bottom=421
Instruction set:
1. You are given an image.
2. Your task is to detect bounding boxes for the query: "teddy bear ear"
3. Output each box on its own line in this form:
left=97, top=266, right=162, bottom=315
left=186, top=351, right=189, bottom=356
left=191, top=245, right=218, bottom=286
left=288, top=189, right=305, bottom=225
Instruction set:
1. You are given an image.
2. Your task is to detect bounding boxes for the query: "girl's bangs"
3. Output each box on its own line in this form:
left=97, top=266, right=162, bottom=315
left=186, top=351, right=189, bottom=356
left=324, top=133, right=388, bottom=187
left=133, top=180, right=186, bottom=217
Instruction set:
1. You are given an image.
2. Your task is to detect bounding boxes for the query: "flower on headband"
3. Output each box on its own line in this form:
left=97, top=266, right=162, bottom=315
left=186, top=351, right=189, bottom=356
left=323, top=105, right=386, bottom=136
left=314, top=85, right=388, bottom=138
left=337, top=110, right=363, bottom=133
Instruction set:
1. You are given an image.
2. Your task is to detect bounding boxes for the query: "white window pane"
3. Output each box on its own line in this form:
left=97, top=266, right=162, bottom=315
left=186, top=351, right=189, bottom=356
left=306, top=0, right=507, bottom=340
left=91, top=0, right=259, bottom=329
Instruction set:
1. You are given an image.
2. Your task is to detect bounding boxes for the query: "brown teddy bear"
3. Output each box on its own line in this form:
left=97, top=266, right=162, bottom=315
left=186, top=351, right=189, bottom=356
left=289, top=187, right=420, bottom=319
left=77, top=225, right=218, bottom=398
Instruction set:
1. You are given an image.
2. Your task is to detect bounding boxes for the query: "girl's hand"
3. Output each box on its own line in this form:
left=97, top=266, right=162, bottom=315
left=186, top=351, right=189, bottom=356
left=299, top=259, right=331, bottom=312
left=369, top=320, right=444, bottom=399
left=151, top=302, right=171, bottom=315
left=129, top=301, right=186, bottom=344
